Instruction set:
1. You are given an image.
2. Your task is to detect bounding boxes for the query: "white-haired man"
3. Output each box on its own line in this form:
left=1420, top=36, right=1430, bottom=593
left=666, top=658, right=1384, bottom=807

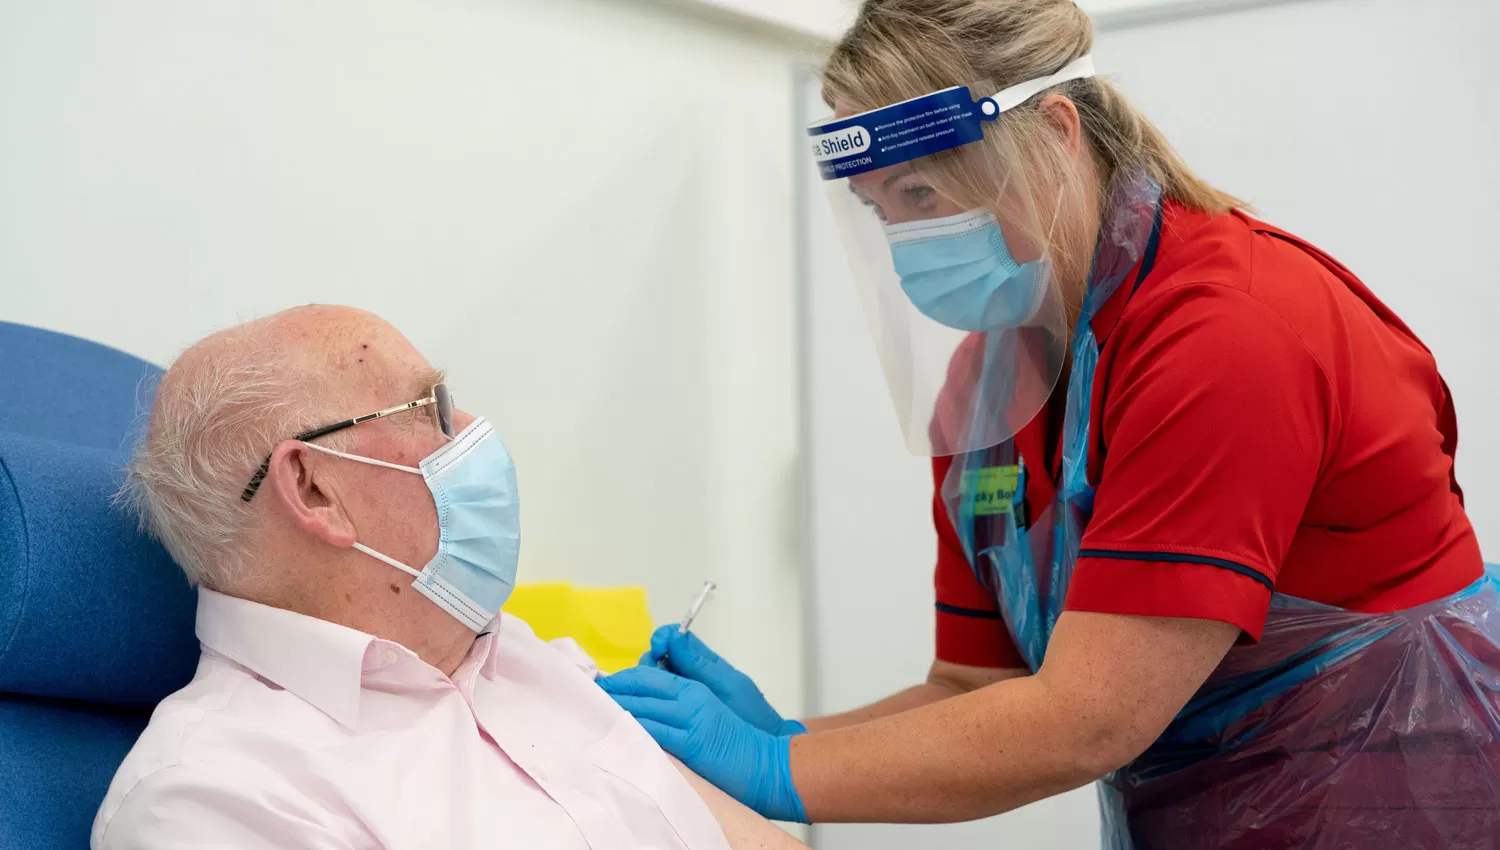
left=94, top=305, right=803, bottom=850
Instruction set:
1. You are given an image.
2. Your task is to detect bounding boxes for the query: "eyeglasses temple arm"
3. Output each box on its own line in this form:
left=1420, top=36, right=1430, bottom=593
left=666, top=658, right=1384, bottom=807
left=239, top=396, right=438, bottom=503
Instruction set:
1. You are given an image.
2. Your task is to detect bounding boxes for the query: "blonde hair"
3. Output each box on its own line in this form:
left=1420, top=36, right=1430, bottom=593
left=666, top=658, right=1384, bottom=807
left=822, top=0, right=1244, bottom=291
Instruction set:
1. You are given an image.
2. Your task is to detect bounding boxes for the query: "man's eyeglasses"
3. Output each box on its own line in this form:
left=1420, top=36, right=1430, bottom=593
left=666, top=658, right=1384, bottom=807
left=240, top=383, right=454, bottom=502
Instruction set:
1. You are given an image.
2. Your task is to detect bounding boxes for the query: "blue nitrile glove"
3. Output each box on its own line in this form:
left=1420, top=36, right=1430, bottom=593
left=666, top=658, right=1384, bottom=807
left=642, top=625, right=808, bottom=737
left=599, top=664, right=808, bottom=823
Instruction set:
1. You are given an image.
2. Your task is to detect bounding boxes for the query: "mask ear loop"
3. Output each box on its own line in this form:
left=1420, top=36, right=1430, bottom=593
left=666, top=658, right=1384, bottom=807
left=298, top=441, right=427, bottom=580
left=974, top=53, right=1098, bottom=270
left=300, top=441, right=422, bottom=474
left=1044, top=178, right=1086, bottom=330
left=352, top=543, right=424, bottom=580
left=1042, top=180, right=1068, bottom=247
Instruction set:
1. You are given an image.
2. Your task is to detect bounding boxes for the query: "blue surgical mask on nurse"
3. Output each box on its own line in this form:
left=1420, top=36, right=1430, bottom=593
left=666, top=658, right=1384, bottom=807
left=886, top=209, right=1047, bottom=333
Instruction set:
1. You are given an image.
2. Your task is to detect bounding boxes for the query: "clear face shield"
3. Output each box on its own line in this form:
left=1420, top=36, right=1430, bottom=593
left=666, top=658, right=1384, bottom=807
left=808, top=57, right=1096, bottom=456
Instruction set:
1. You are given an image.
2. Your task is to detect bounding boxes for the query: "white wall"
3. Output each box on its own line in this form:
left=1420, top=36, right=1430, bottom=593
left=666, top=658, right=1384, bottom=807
left=0, top=0, right=809, bottom=724
left=802, top=1, right=1500, bottom=848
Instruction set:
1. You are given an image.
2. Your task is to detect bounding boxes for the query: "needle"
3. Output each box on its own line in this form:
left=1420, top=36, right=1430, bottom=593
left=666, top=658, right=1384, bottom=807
left=657, top=580, right=717, bottom=669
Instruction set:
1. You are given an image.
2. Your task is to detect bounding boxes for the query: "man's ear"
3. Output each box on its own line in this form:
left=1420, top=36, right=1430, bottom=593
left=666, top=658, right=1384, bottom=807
left=264, top=441, right=357, bottom=547
left=1039, top=94, right=1085, bottom=159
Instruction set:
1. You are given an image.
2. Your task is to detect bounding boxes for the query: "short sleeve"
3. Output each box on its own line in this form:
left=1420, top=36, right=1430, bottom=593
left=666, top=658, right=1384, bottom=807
left=932, top=456, right=1027, bottom=668
left=1067, top=284, right=1334, bottom=641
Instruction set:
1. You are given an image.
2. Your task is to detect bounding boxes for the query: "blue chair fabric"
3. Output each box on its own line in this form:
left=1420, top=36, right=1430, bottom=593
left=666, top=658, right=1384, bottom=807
left=0, top=321, right=198, bottom=850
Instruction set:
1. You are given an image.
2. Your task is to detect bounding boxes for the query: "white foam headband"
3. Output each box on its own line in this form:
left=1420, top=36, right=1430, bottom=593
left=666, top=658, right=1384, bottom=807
left=981, top=55, right=1097, bottom=118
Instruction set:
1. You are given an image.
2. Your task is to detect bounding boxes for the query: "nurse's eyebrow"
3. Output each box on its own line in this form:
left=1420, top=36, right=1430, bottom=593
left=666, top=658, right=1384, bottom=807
left=882, top=164, right=917, bottom=191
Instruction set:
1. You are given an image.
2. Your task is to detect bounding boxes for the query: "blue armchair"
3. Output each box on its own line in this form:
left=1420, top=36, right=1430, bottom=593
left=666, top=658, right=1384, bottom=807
left=0, top=322, right=199, bottom=849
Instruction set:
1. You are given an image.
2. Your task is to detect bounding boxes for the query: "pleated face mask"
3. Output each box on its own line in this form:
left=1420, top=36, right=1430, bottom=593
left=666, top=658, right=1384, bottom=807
left=304, top=417, right=521, bottom=631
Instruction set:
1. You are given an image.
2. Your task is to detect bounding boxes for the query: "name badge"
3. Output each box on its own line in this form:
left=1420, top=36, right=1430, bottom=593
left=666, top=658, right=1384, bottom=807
left=963, top=465, right=1020, bottom=517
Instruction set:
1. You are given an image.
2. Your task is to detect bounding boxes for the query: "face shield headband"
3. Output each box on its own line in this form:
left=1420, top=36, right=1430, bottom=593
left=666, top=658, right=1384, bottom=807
left=807, top=55, right=1096, bottom=183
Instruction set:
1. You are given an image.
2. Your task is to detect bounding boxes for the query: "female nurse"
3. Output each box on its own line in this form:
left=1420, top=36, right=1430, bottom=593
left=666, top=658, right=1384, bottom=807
left=602, top=1, right=1499, bottom=846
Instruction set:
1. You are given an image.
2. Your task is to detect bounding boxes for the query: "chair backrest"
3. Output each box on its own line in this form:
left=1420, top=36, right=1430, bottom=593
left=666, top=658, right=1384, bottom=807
left=0, top=321, right=199, bottom=850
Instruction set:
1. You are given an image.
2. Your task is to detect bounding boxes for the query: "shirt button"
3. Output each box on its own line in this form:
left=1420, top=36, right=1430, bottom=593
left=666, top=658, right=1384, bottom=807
left=383, top=648, right=399, bottom=664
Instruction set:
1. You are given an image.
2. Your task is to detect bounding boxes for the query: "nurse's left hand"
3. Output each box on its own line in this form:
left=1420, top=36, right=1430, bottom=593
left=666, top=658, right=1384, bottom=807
left=599, top=665, right=808, bottom=824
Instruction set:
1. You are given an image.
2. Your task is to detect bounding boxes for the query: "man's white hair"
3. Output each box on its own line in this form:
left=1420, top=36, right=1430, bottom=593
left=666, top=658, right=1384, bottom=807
left=119, top=324, right=349, bottom=590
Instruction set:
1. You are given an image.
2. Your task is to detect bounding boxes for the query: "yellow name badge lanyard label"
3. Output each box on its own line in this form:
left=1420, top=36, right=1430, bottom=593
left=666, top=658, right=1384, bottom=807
left=961, top=465, right=1020, bottom=517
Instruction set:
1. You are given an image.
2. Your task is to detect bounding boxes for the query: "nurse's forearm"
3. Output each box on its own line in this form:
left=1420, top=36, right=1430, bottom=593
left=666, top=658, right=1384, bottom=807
left=800, top=683, right=957, bottom=733
left=787, top=613, right=1239, bottom=824
left=801, top=662, right=1027, bottom=733
left=789, top=675, right=1102, bottom=822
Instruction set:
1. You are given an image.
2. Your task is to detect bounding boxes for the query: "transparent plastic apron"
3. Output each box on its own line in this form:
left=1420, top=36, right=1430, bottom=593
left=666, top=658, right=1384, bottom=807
left=942, top=178, right=1500, bottom=849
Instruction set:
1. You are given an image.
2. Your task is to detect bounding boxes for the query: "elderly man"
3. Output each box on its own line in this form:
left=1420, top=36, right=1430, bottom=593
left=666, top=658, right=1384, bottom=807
left=94, top=305, right=803, bottom=850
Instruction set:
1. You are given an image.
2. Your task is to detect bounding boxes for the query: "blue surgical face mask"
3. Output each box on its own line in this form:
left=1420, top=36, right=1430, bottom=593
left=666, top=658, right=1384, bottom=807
left=886, top=210, right=1046, bottom=332
left=302, top=417, right=520, bottom=631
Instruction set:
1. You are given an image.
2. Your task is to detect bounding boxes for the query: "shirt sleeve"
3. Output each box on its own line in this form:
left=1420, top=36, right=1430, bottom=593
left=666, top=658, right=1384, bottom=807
left=94, top=763, right=361, bottom=850
left=1067, top=283, right=1334, bottom=641
left=932, top=455, right=1027, bottom=668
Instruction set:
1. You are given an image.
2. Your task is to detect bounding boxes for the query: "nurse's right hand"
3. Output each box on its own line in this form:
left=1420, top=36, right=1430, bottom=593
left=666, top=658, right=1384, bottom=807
left=642, top=626, right=807, bottom=737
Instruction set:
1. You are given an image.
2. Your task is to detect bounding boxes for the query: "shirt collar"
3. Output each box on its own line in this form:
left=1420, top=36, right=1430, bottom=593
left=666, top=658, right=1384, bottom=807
left=196, top=589, right=376, bottom=730
left=1087, top=266, right=1135, bottom=349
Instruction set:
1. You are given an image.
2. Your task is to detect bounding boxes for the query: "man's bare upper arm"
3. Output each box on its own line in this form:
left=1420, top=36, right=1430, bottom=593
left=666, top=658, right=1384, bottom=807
left=667, top=756, right=808, bottom=850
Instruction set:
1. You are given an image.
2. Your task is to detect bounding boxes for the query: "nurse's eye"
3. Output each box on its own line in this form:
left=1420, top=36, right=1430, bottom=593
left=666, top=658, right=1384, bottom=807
left=902, top=185, right=936, bottom=208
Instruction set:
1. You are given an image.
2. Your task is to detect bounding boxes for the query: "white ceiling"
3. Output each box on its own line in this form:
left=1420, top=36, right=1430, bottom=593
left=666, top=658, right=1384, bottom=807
left=674, top=0, right=1300, bottom=41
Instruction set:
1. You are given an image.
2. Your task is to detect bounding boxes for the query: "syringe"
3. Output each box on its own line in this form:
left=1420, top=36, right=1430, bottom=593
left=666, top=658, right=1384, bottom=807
left=657, top=580, right=717, bottom=669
